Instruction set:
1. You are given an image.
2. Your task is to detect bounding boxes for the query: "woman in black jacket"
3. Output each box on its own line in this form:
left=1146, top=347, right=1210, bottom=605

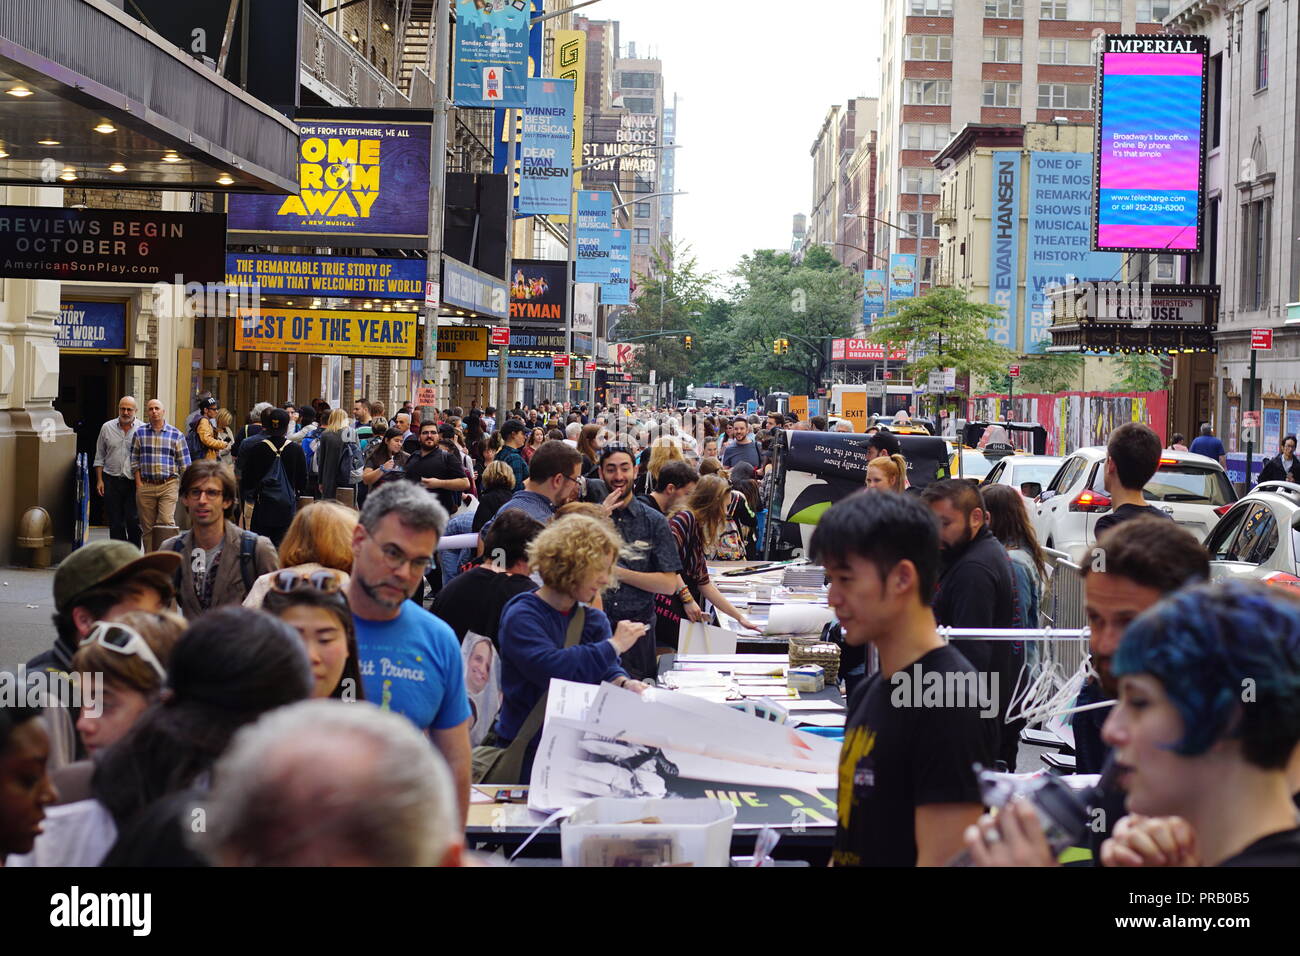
left=472, top=460, right=518, bottom=533
left=1257, top=435, right=1300, bottom=485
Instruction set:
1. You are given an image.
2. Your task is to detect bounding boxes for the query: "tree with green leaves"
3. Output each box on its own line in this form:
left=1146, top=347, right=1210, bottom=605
left=1115, top=353, right=1168, bottom=392
left=869, top=287, right=1017, bottom=389
left=986, top=352, right=1084, bottom=393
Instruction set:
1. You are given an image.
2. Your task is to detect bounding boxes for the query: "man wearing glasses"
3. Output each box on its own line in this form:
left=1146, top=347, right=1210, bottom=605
left=161, top=461, right=280, bottom=619
left=346, top=481, right=472, bottom=824
left=489, top=439, right=585, bottom=528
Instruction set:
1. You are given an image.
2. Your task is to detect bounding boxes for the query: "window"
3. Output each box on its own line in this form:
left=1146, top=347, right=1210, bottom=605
left=1152, top=254, right=1178, bottom=282
left=1241, top=198, right=1271, bottom=311
left=904, top=212, right=937, bottom=238
left=905, top=79, right=951, bottom=105
left=982, top=81, right=1021, bottom=107
left=1136, top=0, right=1171, bottom=22
left=623, top=97, right=655, bottom=114
left=919, top=256, right=935, bottom=282
left=1092, top=0, right=1121, bottom=17
left=984, top=0, right=1023, bottom=16
left=1225, top=504, right=1278, bottom=564
left=1040, top=0, right=1118, bottom=18
left=633, top=174, right=655, bottom=193
left=906, top=35, right=952, bottom=60
left=619, top=72, right=657, bottom=89
left=910, top=0, right=953, bottom=13
left=634, top=228, right=651, bottom=245
left=983, top=37, right=1022, bottom=63
left=634, top=202, right=651, bottom=219
left=1256, top=8, right=1269, bottom=89
left=901, top=124, right=951, bottom=150
left=1037, top=83, right=1093, bottom=110
left=1208, top=53, right=1222, bottom=148
left=1040, top=0, right=1068, bottom=17
left=1039, top=38, right=1096, bottom=66
left=903, top=167, right=938, bottom=193
left=1205, top=196, right=1219, bottom=285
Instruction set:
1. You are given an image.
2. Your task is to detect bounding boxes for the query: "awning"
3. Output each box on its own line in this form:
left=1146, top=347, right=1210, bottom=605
left=0, top=0, right=298, bottom=194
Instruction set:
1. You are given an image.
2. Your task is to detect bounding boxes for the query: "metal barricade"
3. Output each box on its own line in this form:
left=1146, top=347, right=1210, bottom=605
left=1040, top=547, right=1088, bottom=677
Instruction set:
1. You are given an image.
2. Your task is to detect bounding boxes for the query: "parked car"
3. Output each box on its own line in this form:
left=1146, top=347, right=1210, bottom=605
left=1204, top=481, right=1300, bottom=588
left=1033, top=447, right=1236, bottom=563
left=981, top=454, right=1065, bottom=501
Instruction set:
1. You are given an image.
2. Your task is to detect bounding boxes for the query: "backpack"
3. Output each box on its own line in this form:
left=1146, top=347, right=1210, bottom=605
left=184, top=420, right=205, bottom=462
left=336, top=427, right=364, bottom=488
left=256, top=439, right=298, bottom=517
left=300, top=425, right=321, bottom=476
left=169, top=529, right=259, bottom=595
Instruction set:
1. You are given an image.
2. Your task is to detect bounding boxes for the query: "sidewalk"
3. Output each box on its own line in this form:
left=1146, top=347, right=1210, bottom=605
left=0, top=527, right=109, bottom=667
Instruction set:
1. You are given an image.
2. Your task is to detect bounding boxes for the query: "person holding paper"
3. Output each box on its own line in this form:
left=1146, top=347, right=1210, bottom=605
left=810, top=491, right=992, bottom=866
left=497, top=514, right=651, bottom=779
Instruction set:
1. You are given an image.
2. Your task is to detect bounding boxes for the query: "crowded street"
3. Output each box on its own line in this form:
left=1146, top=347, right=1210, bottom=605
left=0, top=0, right=1298, bottom=934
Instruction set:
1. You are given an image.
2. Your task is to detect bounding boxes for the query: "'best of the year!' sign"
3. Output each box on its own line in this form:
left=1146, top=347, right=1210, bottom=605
left=234, top=307, right=417, bottom=358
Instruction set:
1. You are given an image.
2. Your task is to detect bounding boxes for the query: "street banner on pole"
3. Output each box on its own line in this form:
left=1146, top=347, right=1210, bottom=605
left=863, top=270, right=886, bottom=326
left=575, top=191, right=613, bottom=282
left=555, top=29, right=587, bottom=196
left=452, top=0, right=530, bottom=107
left=889, top=254, right=916, bottom=300
left=987, top=152, right=1020, bottom=347
left=518, top=78, right=575, bottom=216
left=601, top=229, right=631, bottom=305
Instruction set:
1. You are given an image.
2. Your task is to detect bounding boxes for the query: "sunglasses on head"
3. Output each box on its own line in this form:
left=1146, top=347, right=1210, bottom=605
left=271, top=569, right=344, bottom=595
left=80, top=620, right=167, bottom=683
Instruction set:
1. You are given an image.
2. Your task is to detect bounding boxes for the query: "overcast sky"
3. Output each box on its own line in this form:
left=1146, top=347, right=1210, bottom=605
left=587, top=1, right=885, bottom=289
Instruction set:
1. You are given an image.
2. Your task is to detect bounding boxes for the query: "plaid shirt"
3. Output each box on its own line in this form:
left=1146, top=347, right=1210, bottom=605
left=130, top=422, right=190, bottom=481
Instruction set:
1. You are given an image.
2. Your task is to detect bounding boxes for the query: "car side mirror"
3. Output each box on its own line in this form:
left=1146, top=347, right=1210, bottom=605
left=1021, top=481, right=1042, bottom=499
left=1037, top=489, right=1056, bottom=504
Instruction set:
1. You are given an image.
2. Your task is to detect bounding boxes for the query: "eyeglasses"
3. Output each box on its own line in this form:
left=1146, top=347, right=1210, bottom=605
left=79, top=621, right=167, bottom=683
left=184, top=487, right=226, bottom=500
left=374, top=540, right=433, bottom=575
left=271, top=569, right=344, bottom=595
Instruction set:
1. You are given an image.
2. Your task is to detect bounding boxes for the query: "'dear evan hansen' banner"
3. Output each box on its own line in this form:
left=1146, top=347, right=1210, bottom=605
left=518, top=78, right=575, bottom=217
left=227, top=118, right=431, bottom=248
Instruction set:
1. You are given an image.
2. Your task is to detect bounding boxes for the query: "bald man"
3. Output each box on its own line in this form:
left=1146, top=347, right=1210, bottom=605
left=94, top=395, right=143, bottom=544
left=130, top=398, right=191, bottom=548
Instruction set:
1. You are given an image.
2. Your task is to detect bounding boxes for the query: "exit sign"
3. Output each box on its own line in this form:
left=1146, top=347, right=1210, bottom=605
left=1009, top=365, right=1021, bottom=378
left=1251, top=329, right=1273, bottom=350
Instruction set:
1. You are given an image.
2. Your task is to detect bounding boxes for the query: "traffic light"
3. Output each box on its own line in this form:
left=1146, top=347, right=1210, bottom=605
left=773, top=339, right=781, bottom=354
left=684, top=335, right=693, bottom=350
left=780, top=338, right=791, bottom=354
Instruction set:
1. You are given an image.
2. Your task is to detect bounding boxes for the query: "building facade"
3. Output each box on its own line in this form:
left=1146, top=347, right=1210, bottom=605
left=876, top=0, right=1172, bottom=295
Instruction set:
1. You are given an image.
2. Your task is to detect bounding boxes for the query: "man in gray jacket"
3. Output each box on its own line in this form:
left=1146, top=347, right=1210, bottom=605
left=162, top=460, right=279, bottom=619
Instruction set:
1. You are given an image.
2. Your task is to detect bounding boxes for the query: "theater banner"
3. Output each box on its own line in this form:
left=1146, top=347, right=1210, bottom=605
left=234, top=307, right=417, bottom=358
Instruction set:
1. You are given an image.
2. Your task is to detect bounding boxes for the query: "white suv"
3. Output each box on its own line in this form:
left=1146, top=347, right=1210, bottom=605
left=1032, top=447, right=1236, bottom=563
left=1205, top=481, right=1300, bottom=588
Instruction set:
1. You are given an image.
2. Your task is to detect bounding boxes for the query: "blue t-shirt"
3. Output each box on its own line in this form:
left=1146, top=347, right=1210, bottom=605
left=497, top=592, right=627, bottom=742
left=353, top=601, right=471, bottom=733
left=722, top=440, right=761, bottom=470
left=1189, top=435, right=1225, bottom=461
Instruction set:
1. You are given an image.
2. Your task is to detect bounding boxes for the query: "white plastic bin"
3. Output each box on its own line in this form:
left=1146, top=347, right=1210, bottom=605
left=560, top=798, right=737, bottom=867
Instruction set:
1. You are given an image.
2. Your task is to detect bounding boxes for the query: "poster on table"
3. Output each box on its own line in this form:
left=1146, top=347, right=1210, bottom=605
left=234, top=307, right=417, bottom=358
left=528, top=681, right=839, bottom=829
left=517, top=78, right=575, bottom=216
left=1023, top=152, right=1124, bottom=353
left=227, top=117, right=431, bottom=247
left=452, top=0, right=531, bottom=108
left=987, top=152, right=1021, bottom=347
left=888, top=253, right=915, bottom=300
left=224, top=254, right=425, bottom=300
left=575, top=190, right=614, bottom=282
left=1093, top=34, right=1208, bottom=253
left=56, top=301, right=128, bottom=353
left=601, top=229, right=631, bottom=305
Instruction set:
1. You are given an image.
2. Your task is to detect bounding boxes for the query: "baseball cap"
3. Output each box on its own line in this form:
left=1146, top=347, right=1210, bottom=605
left=200, top=396, right=219, bottom=411
left=54, top=540, right=183, bottom=613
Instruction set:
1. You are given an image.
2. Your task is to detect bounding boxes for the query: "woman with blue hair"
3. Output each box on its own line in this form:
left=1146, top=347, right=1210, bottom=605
left=1100, top=579, right=1300, bottom=866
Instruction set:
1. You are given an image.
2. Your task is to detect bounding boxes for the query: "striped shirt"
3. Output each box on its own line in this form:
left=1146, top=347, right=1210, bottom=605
left=130, top=423, right=190, bottom=481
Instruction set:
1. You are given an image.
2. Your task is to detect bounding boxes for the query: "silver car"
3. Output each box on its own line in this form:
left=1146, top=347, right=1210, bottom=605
left=981, top=454, right=1064, bottom=501
left=1205, top=481, right=1300, bottom=587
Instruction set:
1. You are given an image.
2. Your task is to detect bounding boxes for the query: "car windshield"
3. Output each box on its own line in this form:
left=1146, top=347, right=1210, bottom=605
left=954, top=451, right=994, bottom=478
left=1143, top=464, right=1234, bottom=506
left=1008, top=464, right=1059, bottom=490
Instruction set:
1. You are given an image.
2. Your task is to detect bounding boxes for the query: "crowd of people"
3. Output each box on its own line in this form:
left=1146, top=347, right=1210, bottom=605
left=5, top=398, right=1295, bottom=868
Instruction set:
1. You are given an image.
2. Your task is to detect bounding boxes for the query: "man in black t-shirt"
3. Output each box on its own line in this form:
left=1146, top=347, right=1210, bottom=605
left=431, top=510, right=542, bottom=645
left=404, top=422, right=468, bottom=515
left=1093, top=422, right=1173, bottom=539
left=810, top=492, right=991, bottom=867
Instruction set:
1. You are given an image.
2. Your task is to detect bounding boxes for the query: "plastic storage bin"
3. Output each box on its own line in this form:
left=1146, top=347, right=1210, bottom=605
left=560, top=797, right=737, bottom=867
